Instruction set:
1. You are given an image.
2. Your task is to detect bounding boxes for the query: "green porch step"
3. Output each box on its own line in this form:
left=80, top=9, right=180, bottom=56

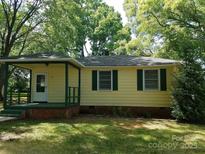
left=0, top=113, right=21, bottom=117
left=0, top=109, right=25, bottom=117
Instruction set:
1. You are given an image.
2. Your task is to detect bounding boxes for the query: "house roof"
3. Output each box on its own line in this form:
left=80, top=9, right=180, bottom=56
left=0, top=52, right=179, bottom=67
left=77, top=56, right=178, bottom=67
left=0, top=52, right=84, bottom=67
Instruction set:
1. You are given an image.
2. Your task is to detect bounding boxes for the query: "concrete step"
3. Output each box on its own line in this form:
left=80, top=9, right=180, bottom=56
left=0, top=109, right=24, bottom=115
left=0, top=116, right=18, bottom=122
left=0, top=109, right=25, bottom=118
left=0, top=113, right=21, bottom=117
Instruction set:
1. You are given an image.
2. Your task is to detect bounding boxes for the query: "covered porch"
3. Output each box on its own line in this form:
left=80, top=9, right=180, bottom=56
left=1, top=54, right=83, bottom=113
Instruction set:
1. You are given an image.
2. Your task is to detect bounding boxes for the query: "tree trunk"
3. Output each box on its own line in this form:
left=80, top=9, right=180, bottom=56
left=0, top=65, right=5, bottom=101
left=80, top=45, right=85, bottom=58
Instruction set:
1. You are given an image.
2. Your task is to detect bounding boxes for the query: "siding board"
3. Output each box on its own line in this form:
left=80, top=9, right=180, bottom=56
left=81, top=66, right=175, bottom=107
left=19, top=64, right=78, bottom=103
left=17, top=64, right=175, bottom=107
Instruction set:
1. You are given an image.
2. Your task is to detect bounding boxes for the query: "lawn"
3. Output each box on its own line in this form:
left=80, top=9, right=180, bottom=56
left=0, top=101, right=3, bottom=111
left=0, top=116, right=205, bottom=154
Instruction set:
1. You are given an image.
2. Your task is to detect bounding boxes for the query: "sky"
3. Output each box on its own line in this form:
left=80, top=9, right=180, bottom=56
left=104, top=0, right=128, bottom=25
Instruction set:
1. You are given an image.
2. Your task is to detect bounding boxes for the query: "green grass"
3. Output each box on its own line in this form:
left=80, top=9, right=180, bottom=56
left=0, top=116, right=205, bottom=154
left=0, top=101, right=3, bottom=111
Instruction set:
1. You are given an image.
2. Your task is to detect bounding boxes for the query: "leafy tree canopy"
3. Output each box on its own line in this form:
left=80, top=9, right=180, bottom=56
left=23, top=0, right=131, bottom=57
left=124, top=0, right=205, bottom=60
left=89, top=3, right=131, bottom=55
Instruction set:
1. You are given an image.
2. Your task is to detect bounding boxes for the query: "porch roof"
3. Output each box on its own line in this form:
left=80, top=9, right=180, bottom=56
left=0, top=52, right=84, bottom=68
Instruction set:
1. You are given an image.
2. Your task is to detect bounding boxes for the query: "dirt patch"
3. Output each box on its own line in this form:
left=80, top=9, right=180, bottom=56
left=0, top=132, right=23, bottom=142
left=116, top=119, right=144, bottom=129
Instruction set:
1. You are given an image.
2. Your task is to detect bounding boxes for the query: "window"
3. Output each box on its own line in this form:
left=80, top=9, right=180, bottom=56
left=36, top=75, right=45, bottom=92
left=144, top=70, right=159, bottom=90
left=98, top=71, right=112, bottom=90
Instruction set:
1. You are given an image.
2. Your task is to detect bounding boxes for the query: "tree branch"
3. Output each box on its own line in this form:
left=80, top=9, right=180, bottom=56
left=18, top=32, right=28, bottom=56
left=3, top=0, right=42, bottom=56
left=150, top=12, right=167, bottom=28
left=1, top=0, right=10, bottom=28
left=14, top=0, right=41, bottom=36
left=15, top=19, right=42, bottom=40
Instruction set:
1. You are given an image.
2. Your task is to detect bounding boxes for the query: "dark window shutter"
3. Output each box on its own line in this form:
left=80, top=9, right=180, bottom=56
left=160, top=69, right=167, bottom=91
left=92, top=70, right=97, bottom=90
left=112, top=70, right=118, bottom=91
left=137, top=69, right=143, bottom=91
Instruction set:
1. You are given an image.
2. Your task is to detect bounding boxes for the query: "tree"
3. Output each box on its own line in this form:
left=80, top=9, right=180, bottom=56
left=26, top=0, right=131, bottom=57
left=89, top=3, right=131, bottom=56
left=123, top=0, right=160, bottom=55
left=8, top=66, right=30, bottom=92
left=114, top=36, right=155, bottom=56
left=172, top=56, right=205, bottom=123
left=123, top=0, right=205, bottom=59
left=31, top=0, right=84, bottom=57
left=0, top=0, right=43, bottom=100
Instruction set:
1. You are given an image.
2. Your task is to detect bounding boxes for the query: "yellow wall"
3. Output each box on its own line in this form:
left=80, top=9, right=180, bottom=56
left=80, top=65, right=176, bottom=107
left=18, top=63, right=78, bottom=103
left=17, top=63, right=176, bottom=107
left=68, top=65, right=78, bottom=87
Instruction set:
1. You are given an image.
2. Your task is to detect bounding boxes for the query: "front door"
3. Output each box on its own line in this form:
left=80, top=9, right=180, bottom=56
left=34, top=73, right=48, bottom=102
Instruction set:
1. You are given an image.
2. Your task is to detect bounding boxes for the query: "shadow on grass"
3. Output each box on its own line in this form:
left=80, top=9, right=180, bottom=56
left=0, top=116, right=205, bottom=154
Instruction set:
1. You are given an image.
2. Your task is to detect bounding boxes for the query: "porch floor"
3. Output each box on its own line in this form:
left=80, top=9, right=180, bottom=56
left=7, top=103, right=78, bottom=109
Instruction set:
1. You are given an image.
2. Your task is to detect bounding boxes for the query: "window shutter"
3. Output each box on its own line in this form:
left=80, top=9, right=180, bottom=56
left=112, top=70, right=118, bottom=91
left=160, top=69, right=167, bottom=91
left=92, top=70, right=97, bottom=90
left=137, top=69, right=143, bottom=91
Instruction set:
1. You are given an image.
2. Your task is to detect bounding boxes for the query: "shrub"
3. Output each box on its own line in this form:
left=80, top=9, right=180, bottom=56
left=171, top=59, right=205, bottom=123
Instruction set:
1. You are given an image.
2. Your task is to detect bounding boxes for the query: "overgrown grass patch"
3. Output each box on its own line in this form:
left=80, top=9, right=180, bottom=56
left=0, top=115, right=205, bottom=154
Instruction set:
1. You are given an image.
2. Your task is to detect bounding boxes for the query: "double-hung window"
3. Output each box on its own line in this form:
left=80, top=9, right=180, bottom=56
left=92, top=70, right=118, bottom=91
left=144, top=70, right=159, bottom=90
left=98, top=71, right=112, bottom=90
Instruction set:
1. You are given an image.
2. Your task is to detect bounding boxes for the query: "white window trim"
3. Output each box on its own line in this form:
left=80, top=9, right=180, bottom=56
left=143, top=69, right=160, bottom=91
left=97, top=70, right=113, bottom=91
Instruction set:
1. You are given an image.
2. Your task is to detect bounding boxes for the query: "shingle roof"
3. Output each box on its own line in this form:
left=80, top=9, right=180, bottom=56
left=77, top=56, right=178, bottom=66
left=0, top=52, right=178, bottom=66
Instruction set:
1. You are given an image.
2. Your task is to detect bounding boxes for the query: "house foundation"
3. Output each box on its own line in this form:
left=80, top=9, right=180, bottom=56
left=80, top=106, right=171, bottom=118
left=23, top=106, right=80, bottom=119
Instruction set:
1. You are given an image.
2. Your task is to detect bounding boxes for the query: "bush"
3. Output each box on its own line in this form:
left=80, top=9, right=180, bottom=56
left=171, top=59, right=205, bottom=123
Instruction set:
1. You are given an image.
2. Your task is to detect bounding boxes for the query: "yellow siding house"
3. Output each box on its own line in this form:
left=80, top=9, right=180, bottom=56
left=0, top=53, right=178, bottom=118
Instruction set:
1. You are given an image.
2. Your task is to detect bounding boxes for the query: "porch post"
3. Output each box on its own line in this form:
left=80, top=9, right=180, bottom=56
left=3, top=63, right=8, bottom=109
left=29, top=69, right=32, bottom=103
left=78, top=68, right=81, bottom=104
left=65, top=62, right=68, bottom=107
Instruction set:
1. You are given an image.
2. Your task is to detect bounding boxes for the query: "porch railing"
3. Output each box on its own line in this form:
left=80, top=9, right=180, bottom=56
left=67, top=86, right=80, bottom=105
left=7, top=88, right=31, bottom=106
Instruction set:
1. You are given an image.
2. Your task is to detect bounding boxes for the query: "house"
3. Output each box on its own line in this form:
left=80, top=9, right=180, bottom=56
left=0, top=53, right=179, bottom=119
